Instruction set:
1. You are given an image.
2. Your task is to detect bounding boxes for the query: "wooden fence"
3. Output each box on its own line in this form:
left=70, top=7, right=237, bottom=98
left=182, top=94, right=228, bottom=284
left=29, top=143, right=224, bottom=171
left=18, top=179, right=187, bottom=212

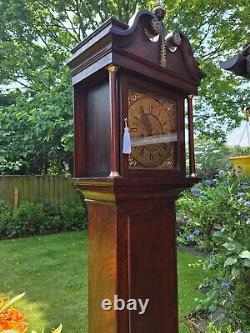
left=0, top=175, right=82, bottom=208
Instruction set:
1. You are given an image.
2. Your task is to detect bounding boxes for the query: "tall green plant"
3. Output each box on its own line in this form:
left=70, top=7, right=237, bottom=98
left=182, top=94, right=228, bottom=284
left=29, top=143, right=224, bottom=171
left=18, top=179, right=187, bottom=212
left=177, top=172, right=250, bottom=330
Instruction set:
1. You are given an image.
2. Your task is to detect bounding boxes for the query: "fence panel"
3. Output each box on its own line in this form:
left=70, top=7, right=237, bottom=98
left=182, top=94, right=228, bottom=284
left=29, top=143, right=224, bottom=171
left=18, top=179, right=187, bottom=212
left=0, top=175, right=81, bottom=207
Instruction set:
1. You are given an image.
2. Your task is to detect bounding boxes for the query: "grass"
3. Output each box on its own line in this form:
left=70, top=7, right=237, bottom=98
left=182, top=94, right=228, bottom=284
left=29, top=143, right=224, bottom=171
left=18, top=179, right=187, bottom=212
left=178, top=249, right=207, bottom=333
left=0, top=231, right=206, bottom=332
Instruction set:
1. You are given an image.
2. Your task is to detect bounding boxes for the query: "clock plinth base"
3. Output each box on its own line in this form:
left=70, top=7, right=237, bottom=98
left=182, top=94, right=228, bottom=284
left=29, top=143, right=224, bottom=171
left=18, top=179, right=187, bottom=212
left=77, top=177, right=199, bottom=333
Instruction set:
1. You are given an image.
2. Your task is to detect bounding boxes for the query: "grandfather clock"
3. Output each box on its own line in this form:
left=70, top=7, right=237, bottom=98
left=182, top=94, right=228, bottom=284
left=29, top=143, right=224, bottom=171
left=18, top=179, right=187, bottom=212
left=68, top=6, right=204, bottom=333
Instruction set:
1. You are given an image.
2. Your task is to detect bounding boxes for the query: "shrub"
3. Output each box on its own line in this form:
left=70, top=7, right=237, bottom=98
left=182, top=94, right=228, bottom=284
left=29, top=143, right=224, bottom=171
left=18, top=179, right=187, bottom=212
left=0, top=201, right=87, bottom=239
left=0, top=200, right=13, bottom=237
left=177, top=171, right=250, bottom=331
left=60, top=203, right=87, bottom=231
left=194, top=138, right=231, bottom=178
left=194, top=138, right=250, bottom=179
left=8, top=202, right=46, bottom=238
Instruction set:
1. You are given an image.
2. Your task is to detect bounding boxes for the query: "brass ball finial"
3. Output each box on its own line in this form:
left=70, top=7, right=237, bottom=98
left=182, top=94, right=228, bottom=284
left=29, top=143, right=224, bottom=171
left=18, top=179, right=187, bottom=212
left=153, top=6, right=166, bottom=21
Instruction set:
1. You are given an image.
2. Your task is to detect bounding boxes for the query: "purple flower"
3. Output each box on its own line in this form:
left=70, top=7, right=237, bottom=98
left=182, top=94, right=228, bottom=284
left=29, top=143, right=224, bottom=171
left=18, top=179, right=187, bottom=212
left=203, top=179, right=212, bottom=186
left=212, top=179, right=219, bottom=185
left=238, top=198, right=245, bottom=204
left=193, top=229, right=200, bottom=236
left=221, top=281, right=230, bottom=289
left=218, top=170, right=226, bottom=177
left=191, top=187, right=202, bottom=197
left=187, top=234, right=194, bottom=241
left=243, top=201, right=250, bottom=207
left=239, top=211, right=247, bottom=219
left=240, top=182, right=249, bottom=190
left=237, top=192, right=246, bottom=198
left=231, top=168, right=236, bottom=174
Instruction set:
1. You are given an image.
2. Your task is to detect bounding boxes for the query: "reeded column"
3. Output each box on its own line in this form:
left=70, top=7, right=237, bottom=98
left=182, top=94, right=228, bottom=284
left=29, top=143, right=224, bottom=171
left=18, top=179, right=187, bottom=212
left=107, top=64, right=120, bottom=177
left=187, top=94, right=196, bottom=177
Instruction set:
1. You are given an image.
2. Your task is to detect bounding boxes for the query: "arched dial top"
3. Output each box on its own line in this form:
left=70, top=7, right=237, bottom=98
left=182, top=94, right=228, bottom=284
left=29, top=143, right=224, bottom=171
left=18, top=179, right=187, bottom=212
left=128, top=89, right=178, bottom=169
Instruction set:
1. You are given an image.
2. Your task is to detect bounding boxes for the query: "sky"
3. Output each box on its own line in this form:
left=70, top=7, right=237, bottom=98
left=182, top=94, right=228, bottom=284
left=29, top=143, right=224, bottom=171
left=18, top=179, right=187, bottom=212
left=227, top=122, right=250, bottom=147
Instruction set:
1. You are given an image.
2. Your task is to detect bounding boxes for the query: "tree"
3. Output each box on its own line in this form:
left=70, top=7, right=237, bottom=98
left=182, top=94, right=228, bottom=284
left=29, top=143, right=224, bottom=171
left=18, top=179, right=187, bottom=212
left=0, top=0, right=249, bottom=174
left=163, top=0, right=250, bottom=141
left=0, top=66, right=73, bottom=174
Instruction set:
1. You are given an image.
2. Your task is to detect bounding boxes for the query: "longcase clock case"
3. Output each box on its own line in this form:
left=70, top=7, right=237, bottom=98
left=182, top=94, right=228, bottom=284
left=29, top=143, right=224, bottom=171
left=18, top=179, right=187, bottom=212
left=68, top=7, right=204, bottom=333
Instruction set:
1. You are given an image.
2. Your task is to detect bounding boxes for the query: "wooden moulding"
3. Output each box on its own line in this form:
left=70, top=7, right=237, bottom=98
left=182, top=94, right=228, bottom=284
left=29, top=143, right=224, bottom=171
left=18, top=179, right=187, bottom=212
left=67, top=10, right=205, bottom=93
left=75, top=176, right=200, bottom=203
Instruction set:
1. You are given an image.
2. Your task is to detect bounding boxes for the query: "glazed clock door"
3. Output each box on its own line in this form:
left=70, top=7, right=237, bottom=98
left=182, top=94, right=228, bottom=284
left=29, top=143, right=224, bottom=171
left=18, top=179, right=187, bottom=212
left=121, top=79, right=184, bottom=176
left=128, top=92, right=177, bottom=169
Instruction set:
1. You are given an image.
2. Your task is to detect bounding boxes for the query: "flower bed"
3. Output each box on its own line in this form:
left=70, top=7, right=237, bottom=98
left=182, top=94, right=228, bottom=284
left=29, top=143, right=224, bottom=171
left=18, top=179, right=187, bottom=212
left=177, top=170, right=250, bottom=331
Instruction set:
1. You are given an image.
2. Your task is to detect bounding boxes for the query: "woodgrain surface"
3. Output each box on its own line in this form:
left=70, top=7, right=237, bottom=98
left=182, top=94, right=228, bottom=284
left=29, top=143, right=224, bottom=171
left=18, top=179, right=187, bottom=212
left=88, top=195, right=179, bottom=333
left=88, top=202, right=117, bottom=333
left=85, top=80, right=111, bottom=177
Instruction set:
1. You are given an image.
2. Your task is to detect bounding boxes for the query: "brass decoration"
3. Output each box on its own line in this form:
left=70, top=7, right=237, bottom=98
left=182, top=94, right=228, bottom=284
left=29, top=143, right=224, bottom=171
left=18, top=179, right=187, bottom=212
left=79, top=189, right=115, bottom=202
left=76, top=180, right=115, bottom=202
left=152, top=6, right=166, bottom=21
left=149, top=7, right=182, bottom=67
left=151, top=18, right=163, bottom=35
left=160, top=32, right=167, bottom=68
left=128, top=91, right=143, bottom=107
left=128, top=87, right=177, bottom=169
left=106, top=64, right=118, bottom=72
left=165, top=31, right=182, bottom=53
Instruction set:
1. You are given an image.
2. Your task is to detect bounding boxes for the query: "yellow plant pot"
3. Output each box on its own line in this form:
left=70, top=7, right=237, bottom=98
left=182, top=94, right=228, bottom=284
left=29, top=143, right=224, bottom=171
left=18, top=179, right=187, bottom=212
left=230, top=155, right=250, bottom=176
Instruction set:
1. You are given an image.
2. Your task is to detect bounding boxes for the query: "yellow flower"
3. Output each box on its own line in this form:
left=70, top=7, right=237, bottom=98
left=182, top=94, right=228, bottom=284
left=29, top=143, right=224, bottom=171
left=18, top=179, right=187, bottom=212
left=0, top=300, right=5, bottom=311
left=51, top=324, right=62, bottom=333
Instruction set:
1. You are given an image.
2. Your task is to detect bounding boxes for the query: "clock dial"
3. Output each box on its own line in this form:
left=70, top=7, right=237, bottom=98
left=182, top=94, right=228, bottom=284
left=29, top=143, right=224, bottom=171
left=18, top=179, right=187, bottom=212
left=128, top=88, right=177, bottom=169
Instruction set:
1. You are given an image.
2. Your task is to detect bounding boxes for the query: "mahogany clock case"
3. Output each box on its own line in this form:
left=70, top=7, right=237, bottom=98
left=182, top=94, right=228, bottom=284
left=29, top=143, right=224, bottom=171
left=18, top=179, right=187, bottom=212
left=73, top=69, right=186, bottom=179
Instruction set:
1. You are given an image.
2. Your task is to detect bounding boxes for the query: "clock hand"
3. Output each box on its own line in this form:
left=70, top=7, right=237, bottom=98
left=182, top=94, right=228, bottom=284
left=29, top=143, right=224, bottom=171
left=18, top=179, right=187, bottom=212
left=140, top=105, right=153, bottom=136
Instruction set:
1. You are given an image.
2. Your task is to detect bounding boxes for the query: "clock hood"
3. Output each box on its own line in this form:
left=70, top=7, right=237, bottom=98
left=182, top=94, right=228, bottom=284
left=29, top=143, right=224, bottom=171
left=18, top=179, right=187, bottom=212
left=67, top=7, right=205, bottom=94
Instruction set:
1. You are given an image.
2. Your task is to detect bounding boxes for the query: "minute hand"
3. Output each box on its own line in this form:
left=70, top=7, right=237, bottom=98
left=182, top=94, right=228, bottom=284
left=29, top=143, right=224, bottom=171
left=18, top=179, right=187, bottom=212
left=140, top=106, right=152, bottom=135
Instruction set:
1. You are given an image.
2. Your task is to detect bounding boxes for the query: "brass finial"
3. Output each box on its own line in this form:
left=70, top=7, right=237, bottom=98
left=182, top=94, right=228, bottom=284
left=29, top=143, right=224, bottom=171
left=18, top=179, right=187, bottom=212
left=106, top=64, right=118, bottom=72
left=153, top=6, right=166, bottom=21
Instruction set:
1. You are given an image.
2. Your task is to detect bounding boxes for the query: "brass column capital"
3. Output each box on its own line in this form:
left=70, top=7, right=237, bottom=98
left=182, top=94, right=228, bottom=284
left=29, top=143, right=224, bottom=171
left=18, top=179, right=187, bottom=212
left=106, top=64, right=119, bottom=72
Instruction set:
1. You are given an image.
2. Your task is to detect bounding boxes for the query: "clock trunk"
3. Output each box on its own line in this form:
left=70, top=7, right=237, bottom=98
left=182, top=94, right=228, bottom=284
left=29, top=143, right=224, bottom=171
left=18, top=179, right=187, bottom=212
left=68, top=6, right=204, bottom=333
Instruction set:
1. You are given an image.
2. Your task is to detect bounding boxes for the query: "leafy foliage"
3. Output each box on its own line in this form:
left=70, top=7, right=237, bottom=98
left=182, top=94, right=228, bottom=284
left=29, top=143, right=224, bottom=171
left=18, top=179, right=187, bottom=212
left=177, top=171, right=250, bottom=331
left=194, top=138, right=250, bottom=178
left=164, top=0, right=250, bottom=141
left=0, top=201, right=87, bottom=239
left=0, top=66, right=73, bottom=175
left=0, top=0, right=249, bottom=173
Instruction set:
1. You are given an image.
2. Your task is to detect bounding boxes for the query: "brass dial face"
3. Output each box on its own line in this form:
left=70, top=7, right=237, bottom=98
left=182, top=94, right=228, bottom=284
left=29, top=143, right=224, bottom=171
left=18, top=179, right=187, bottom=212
left=128, top=89, right=177, bottom=169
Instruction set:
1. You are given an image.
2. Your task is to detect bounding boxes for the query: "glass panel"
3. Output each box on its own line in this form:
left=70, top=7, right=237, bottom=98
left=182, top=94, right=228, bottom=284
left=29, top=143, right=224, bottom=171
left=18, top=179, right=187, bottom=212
left=128, top=87, right=178, bottom=169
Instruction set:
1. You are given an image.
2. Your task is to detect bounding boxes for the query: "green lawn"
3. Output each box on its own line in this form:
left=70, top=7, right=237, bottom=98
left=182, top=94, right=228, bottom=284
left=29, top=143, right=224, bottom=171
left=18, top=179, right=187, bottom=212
left=0, top=231, right=206, bottom=332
